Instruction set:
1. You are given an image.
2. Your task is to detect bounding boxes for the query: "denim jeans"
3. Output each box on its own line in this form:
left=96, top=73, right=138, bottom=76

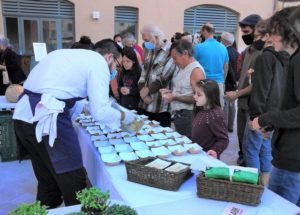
left=269, top=166, right=300, bottom=207
left=243, top=119, right=272, bottom=172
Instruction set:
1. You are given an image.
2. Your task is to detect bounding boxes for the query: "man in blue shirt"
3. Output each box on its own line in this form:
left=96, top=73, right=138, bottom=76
left=194, top=23, right=229, bottom=107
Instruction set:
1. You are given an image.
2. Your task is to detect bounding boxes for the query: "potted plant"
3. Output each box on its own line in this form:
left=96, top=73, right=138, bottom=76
left=104, top=204, right=137, bottom=215
left=76, top=187, right=110, bottom=214
left=9, top=201, right=47, bottom=215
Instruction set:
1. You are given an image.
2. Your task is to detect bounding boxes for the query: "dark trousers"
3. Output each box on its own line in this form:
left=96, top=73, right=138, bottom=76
left=14, top=120, right=87, bottom=209
left=237, top=108, right=249, bottom=157
left=173, top=109, right=193, bottom=136
left=138, top=109, right=171, bottom=127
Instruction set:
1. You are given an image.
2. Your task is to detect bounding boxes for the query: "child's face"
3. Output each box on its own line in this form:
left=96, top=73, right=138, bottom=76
left=122, top=55, right=134, bottom=71
left=194, top=86, right=207, bottom=107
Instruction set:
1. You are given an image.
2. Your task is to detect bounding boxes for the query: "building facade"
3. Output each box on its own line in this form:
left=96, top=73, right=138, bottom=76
left=0, top=0, right=299, bottom=56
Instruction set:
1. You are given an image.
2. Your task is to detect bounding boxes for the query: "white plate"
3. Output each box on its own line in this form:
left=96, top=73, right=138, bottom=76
left=183, top=143, right=203, bottom=153
left=130, top=141, right=149, bottom=151
left=86, top=126, right=100, bottom=131
left=165, top=132, right=182, bottom=139
left=136, top=129, right=148, bottom=135
left=120, top=132, right=136, bottom=138
left=115, top=144, right=133, bottom=153
left=119, top=152, right=139, bottom=161
left=159, top=139, right=177, bottom=146
left=168, top=145, right=187, bottom=156
left=137, top=135, right=155, bottom=142
left=150, top=133, right=168, bottom=140
left=88, top=130, right=103, bottom=135
left=91, top=135, right=107, bottom=141
left=98, top=146, right=116, bottom=154
left=123, top=136, right=140, bottom=143
left=94, top=140, right=110, bottom=148
left=151, top=146, right=171, bottom=158
left=107, top=133, right=123, bottom=139
left=135, top=150, right=154, bottom=158
left=145, top=158, right=171, bottom=169
left=109, top=138, right=126, bottom=145
left=145, top=141, right=164, bottom=148
left=175, top=136, right=192, bottom=144
left=151, top=120, right=160, bottom=126
left=101, top=153, right=121, bottom=166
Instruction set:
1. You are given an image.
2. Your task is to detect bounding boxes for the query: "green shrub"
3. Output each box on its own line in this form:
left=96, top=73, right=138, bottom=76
left=9, top=201, right=47, bottom=215
left=104, top=204, right=137, bottom=215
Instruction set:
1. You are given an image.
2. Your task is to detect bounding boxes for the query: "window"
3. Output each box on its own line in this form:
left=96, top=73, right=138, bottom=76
left=184, top=5, right=238, bottom=36
left=2, top=0, right=74, bottom=55
left=115, top=6, right=138, bottom=38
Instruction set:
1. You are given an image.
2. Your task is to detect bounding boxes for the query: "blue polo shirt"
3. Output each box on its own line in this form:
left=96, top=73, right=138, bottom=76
left=194, top=38, right=229, bottom=83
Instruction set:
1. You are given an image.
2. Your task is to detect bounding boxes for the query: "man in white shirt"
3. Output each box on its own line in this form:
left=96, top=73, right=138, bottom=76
left=13, top=39, right=135, bottom=208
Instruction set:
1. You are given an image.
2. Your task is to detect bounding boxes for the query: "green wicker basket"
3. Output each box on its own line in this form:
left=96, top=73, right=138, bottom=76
left=196, top=172, right=264, bottom=206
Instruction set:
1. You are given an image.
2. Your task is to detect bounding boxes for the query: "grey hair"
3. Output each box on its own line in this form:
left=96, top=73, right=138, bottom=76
left=140, top=24, right=165, bottom=45
left=122, top=32, right=136, bottom=45
left=0, top=35, right=11, bottom=48
left=221, top=32, right=235, bottom=45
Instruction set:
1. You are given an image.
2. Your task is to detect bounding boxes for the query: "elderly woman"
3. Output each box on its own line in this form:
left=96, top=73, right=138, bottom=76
left=0, top=36, right=26, bottom=95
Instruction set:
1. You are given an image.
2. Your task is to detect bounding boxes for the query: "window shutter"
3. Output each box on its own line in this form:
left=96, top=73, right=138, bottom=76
left=115, top=6, right=137, bottom=23
left=2, top=0, right=74, bottom=18
left=184, top=5, right=238, bottom=34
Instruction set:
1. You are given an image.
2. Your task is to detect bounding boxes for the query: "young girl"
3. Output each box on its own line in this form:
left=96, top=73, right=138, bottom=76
left=118, top=46, right=141, bottom=110
left=191, top=79, right=229, bottom=159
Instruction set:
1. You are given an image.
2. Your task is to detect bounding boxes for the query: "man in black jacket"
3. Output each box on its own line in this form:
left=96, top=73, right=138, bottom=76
left=252, top=6, right=300, bottom=206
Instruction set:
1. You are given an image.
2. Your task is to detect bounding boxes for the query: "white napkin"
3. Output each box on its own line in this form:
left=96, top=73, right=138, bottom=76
left=32, top=94, right=65, bottom=147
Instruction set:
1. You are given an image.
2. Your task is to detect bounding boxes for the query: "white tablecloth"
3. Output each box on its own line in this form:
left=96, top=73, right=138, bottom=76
left=75, top=123, right=300, bottom=215
left=0, top=96, right=16, bottom=110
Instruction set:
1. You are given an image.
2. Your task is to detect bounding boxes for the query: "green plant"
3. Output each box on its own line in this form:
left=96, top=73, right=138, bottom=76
left=76, top=187, right=110, bottom=213
left=9, top=201, right=47, bottom=215
left=104, top=204, right=137, bottom=215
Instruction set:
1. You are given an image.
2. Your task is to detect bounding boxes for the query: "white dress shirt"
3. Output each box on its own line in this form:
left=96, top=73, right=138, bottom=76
left=13, top=49, right=121, bottom=130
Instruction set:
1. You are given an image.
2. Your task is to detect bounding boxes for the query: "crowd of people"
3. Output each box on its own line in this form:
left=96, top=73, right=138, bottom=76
left=1, top=5, right=299, bottom=210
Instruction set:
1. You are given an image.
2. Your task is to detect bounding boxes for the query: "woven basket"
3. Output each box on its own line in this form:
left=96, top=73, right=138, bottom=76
left=125, top=157, right=193, bottom=191
left=196, top=172, right=264, bottom=206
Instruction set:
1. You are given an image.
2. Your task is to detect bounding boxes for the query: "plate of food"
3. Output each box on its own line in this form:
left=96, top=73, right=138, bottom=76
left=101, top=153, right=121, bottom=166
left=135, top=150, right=155, bottom=158
left=165, top=163, right=190, bottom=172
left=137, top=134, right=155, bottom=142
left=151, top=146, right=171, bottom=158
left=167, top=145, right=187, bottom=156
left=115, top=144, right=133, bottom=153
left=145, top=141, right=164, bottom=148
left=130, top=141, right=149, bottom=151
left=136, top=129, right=148, bottom=135
left=119, top=152, right=139, bottom=161
left=123, top=136, right=140, bottom=143
left=145, top=158, right=171, bottom=169
left=165, top=132, right=182, bottom=139
left=91, top=134, right=107, bottom=141
left=107, top=133, right=123, bottom=139
left=98, top=146, right=116, bottom=154
left=159, top=139, right=177, bottom=146
left=94, top=140, right=111, bottom=148
left=175, top=136, right=192, bottom=144
left=109, top=138, right=126, bottom=145
left=150, top=133, right=168, bottom=140
left=183, top=143, right=203, bottom=154
left=121, top=132, right=136, bottom=138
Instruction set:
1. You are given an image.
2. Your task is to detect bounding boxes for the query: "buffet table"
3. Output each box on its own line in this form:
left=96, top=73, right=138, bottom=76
left=0, top=96, right=15, bottom=110
left=74, top=123, right=300, bottom=215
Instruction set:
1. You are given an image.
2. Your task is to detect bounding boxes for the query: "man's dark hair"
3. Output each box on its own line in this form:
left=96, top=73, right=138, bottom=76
left=268, top=6, right=300, bottom=48
left=94, top=38, right=123, bottom=58
left=113, top=34, right=122, bottom=41
left=170, top=40, right=194, bottom=57
left=71, top=35, right=94, bottom=50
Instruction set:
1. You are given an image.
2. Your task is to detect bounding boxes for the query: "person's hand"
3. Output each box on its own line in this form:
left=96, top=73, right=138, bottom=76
left=161, top=92, right=175, bottom=103
left=0, top=65, right=6, bottom=70
left=261, top=130, right=271, bottom=139
left=252, top=117, right=261, bottom=130
left=120, top=87, right=130, bottom=95
left=140, top=87, right=149, bottom=99
left=159, top=88, right=171, bottom=95
left=207, top=150, right=218, bottom=159
left=225, top=91, right=238, bottom=101
left=122, top=111, right=136, bottom=125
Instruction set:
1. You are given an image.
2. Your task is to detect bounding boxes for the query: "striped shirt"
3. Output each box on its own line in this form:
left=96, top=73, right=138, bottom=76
left=139, top=42, right=179, bottom=113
